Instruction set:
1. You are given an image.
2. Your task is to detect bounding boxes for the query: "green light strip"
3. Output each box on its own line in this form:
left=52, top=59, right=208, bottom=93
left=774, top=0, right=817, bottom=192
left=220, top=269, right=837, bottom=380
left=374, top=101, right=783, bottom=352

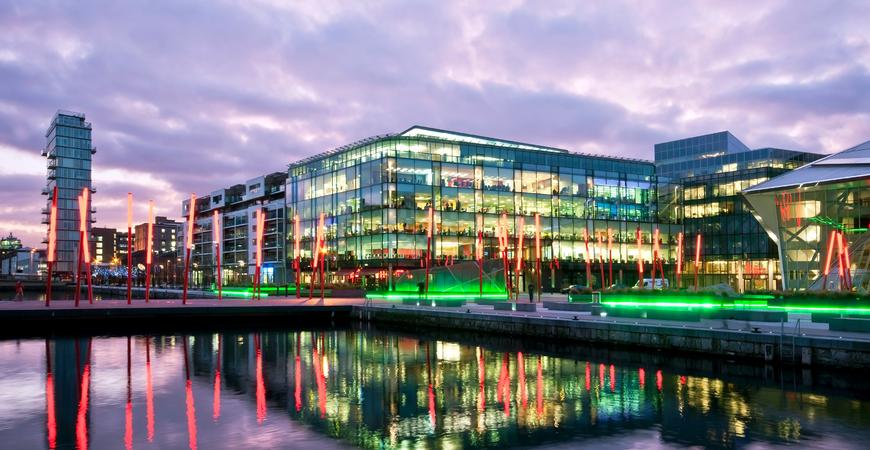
left=366, top=292, right=508, bottom=301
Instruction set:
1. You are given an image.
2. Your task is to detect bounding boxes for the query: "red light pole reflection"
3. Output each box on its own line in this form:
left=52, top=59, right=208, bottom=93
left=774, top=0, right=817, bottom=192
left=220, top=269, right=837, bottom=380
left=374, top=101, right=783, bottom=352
left=255, top=334, right=266, bottom=423
left=145, top=337, right=154, bottom=442
left=656, top=370, right=663, bottom=392
left=75, top=339, right=92, bottom=450
left=45, top=340, right=56, bottom=450
left=425, top=342, right=435, bottom=427
left=497, top=353, right=511, bottom=417
left=517, top=352, right=527, bottom=410
left=609, top=364, right=616, bottom=393
left=477, top=347, right=485, bottom=412
left=312, top=334, right=327, bottom=418
left=584, top=361, right=591, bottom=392
left=295, top=334, right=302, bottom=412
left=183, top=336, right=198, bottom=450
left=639, top=368, right=646, bottom=388
left=125, top=337, right=133, bottom=450
left=535, top=356, right=543, bottom=415
left=213, top=335, right=221, bottom=421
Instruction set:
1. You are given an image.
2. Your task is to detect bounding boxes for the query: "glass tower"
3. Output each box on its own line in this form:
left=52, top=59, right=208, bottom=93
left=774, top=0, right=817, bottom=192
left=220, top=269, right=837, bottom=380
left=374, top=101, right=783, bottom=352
left=42, top=110, right=95, bottom=277
left=655, top=131, right=822, bottom=291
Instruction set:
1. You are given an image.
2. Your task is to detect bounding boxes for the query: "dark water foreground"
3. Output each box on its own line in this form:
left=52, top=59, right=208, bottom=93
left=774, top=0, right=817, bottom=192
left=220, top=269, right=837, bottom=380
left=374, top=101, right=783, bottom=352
left=1, top=326, right=868, bottom=450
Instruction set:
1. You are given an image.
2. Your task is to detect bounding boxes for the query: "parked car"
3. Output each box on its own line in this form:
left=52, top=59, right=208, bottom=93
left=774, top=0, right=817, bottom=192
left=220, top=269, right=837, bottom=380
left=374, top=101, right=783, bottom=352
left=633, top=278, right=669, bottom=290
left=560, top=284, right=582, bottom=294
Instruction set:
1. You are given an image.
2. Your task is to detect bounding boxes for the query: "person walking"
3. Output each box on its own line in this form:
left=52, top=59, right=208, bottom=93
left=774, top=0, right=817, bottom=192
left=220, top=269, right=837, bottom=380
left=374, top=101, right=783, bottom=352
left=528, top=282, right=534, bottom=303
left=15, top=280, right=24, bottom=301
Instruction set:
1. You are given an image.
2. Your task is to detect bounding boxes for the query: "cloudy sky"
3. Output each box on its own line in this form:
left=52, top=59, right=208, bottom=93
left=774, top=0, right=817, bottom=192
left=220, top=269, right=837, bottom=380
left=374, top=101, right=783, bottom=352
left=1, top=0, right=869, bottom=247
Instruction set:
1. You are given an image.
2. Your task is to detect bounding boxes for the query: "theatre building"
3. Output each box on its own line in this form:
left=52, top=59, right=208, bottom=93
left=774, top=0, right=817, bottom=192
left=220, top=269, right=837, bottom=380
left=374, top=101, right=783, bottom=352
left=743, top=140, right=870, bottom=291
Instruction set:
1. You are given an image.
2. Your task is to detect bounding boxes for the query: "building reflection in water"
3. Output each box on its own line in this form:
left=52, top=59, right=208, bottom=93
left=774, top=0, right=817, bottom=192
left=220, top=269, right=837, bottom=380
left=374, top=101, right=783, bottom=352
left=35, top=329, right=870, bottom=449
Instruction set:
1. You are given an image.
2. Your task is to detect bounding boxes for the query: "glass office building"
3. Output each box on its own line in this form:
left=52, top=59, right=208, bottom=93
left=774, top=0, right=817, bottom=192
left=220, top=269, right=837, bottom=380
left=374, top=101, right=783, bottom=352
left=287, top=126, right=679, bottom=291
left=42, top=110, right=95, bottom=277
left=655, top=132, right=822, bottom=291
left=744, top=140, right=870, bottom=291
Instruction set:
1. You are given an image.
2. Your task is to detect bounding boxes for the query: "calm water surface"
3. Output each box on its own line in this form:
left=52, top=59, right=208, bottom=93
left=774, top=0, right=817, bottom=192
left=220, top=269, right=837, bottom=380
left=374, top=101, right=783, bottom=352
left=0, top=326, right=868, bottom=449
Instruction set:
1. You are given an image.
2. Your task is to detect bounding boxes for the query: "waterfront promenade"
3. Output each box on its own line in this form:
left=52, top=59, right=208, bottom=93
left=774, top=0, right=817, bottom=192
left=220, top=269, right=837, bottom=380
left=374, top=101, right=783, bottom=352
left=2, top=294, right=869, bottom=368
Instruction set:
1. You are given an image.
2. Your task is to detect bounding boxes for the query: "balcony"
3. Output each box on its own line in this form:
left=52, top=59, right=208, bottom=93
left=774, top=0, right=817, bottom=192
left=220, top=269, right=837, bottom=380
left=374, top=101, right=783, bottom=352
left=47, top=159, right=57, bottom=169
left=90, top=146, right=97, bottom=155
left=41, top=207, right=49, bottom=215
left=40, top=148, right=47, bottom=157
left=41, top=187, right=49, bottom=196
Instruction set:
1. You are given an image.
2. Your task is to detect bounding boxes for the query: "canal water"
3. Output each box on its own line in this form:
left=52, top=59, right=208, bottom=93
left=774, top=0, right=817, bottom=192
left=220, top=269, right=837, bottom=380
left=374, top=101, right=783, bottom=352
left=0, top=326, right=868, bottom=449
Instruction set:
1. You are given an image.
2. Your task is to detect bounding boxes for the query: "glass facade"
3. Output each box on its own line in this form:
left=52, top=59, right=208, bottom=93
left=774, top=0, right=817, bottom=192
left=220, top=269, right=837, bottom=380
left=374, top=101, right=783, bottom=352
left=655, top=132, right=822, bottom=291
left=42, top=110, right=94, bottom=276
left=287, top=127, right=679, bottom=291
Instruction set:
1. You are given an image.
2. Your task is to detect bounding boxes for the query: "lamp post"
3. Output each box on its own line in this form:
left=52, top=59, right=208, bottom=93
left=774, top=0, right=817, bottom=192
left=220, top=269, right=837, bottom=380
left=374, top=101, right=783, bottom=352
left=498, top=214, right=511, bottom=298
left=254, top=208, right=265, bottom=300
left=607, top=228, right=613, bottom=288
left=636, top=227, right=643, bottom=287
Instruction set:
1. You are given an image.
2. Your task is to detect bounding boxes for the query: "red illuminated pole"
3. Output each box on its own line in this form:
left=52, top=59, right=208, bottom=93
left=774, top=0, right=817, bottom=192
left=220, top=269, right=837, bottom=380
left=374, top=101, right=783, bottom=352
left=424, top=207, right=434, bottom=299
left=294, top=214, right=301, bottom=298
left=127, top=193, right=133, bottom=304
left=45, top=186, right=58, bottom=307
left=583, top=228, right=592, bottom=289
left=534, top=213, right=541, bottom=301
left=635, top=227, right=643, bottom=286
left=694, top=233, right=702, bottom=291
left=822, top=230, right=836, bottom=290
left=81, top=188, right=93, bottom=304
left=841, top=232, right=853, bottom=290
left=516, top=216, right=525, bottom=301
left=653, top=228, right=661, bottom=287
left=183, top=193, right=195, bottom=305
left=255, top=208, right=265, bottom=300
left=145, top=201, right=154, bottom=303
left=676, top=232, right=684, bottom=288
left=74, top=192, right=87, bottom=307
left=309, top=220, right=318, bottom=300
left=607, top=229, right=613, bottom=289
left=213, top=210, right=221, bottom=301
left=596, top=232, right=605, bottom=290
left=318, top=212, right=325, bottom=300
left=498, top=215, right=511, bottom=297
left=477, top=215, right=484, bottom=298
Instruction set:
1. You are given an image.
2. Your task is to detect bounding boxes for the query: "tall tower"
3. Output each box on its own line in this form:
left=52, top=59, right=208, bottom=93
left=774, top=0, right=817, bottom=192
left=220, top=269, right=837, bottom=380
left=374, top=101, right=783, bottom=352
left=42, top=110, right=95, bottom=277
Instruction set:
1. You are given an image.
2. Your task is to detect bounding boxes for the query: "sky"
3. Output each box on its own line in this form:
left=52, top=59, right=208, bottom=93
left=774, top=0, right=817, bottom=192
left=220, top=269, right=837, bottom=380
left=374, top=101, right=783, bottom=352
left=1, top=0, right=869, bottom=248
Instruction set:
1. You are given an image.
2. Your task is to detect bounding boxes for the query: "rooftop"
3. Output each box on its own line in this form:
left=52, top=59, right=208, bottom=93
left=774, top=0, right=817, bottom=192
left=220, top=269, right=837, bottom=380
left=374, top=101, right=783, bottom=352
left=743, top=140, right=870, bottom=193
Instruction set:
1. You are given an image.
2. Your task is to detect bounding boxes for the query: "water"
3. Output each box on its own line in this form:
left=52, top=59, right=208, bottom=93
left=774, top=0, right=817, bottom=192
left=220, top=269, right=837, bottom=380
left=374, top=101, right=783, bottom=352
left=0, top=327, right=868, bottom=449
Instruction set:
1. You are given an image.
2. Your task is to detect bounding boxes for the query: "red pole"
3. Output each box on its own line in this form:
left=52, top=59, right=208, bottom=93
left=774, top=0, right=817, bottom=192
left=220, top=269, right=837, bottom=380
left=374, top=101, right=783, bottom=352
left=294, top=214, right=301, bottom=298
left=636, top=227, right=643, bottom=286
left=213, top=210, right=221, bottom=301
left=183, top=193, right=196, bottom=305
left=75, top=231, right=83, bottom=307
left=145, top=200, right=154, bottom=303
left=841, top=231, right=853, bottom=290
left=534, top=213, right=541, bottom=301
left=650, top=228, right=659, bottom=289
left=515, top=216, right=524, bottom=300
left=127, top=193, right=133, bottom=304
left=499, top=215, right=511, bottom=297
left=694, top=233, right=702, bottom=291
left=676, top=232, right=683, bottom=289
left=477, top=216, right=483, bottom=298
left=424, top=207, right=433, bottom=299
left=597, top=232, right=605, bottom=290
left=583, top=228, right=592, bottom=289
left=607, top=229, right=613, bottom=288
left=45, top=187, right=58, bottom=306
left=83, top=188, right=93, bottom=304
